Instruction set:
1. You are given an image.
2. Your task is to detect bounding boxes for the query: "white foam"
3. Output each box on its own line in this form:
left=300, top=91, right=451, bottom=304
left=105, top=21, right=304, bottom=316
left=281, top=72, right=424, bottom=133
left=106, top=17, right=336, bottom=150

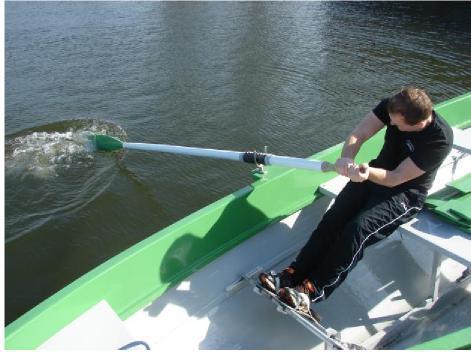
left=6, top=130, right=96, bottom=178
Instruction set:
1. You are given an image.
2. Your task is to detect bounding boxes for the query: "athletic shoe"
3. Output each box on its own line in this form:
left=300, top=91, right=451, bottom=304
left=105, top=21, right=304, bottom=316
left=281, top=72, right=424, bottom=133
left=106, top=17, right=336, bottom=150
left=278, top=278, right=320, bottom=320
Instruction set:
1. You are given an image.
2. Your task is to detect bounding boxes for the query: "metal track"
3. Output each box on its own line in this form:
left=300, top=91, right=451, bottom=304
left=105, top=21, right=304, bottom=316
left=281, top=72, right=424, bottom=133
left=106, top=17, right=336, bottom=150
left=242, top=274, right=361, bottom=350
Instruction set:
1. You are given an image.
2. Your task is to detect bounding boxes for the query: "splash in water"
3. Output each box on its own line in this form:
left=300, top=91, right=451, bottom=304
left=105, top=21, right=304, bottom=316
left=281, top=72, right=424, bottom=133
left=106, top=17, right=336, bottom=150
left=5, top=118, right=127, bottom=243
left=5, top=119, right=126, bottom=178
left=7, top=131, right=93, bottom=177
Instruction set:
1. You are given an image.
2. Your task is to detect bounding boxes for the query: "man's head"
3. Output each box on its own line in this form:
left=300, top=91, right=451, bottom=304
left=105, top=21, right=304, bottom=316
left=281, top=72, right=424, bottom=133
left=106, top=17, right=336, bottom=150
left=387, top=87, right=433, bottom=131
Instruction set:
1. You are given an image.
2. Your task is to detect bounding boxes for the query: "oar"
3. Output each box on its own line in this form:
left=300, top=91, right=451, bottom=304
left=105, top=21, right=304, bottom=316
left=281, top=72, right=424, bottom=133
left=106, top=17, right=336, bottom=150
left=93, top=134, right=336, bottom=173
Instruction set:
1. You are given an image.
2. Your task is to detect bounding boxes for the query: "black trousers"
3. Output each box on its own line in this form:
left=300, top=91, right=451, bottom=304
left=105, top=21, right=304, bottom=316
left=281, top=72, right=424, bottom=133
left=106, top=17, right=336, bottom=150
left=291, top=180, right=425, bottom=303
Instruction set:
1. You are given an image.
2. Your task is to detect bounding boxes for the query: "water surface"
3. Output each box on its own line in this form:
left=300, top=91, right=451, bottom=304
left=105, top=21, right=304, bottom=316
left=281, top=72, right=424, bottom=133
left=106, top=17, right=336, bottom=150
left=5, top=2, right=471, bottom=324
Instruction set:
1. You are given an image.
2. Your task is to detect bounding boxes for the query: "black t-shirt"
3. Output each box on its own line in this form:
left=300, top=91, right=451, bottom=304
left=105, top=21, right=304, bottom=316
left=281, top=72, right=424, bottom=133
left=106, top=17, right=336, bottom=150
left=370, top=98, right=453, bottom=193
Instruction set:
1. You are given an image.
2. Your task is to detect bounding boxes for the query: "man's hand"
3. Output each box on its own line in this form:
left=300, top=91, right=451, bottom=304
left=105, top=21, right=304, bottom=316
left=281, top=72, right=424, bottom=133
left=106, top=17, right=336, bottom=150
left=348, top=163, right=369, bottom=182
left=335, top=157, right=354, bottom=176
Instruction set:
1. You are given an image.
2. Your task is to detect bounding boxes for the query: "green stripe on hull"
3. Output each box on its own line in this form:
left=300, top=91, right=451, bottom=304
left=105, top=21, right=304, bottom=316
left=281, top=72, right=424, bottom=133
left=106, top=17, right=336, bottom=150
left=5, top=92, right=471, bottom=349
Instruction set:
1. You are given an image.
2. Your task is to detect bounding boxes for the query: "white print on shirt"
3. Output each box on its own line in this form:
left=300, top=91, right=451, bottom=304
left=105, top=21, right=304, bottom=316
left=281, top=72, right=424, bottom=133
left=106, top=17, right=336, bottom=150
left=405, top=139, right=415, bottom=153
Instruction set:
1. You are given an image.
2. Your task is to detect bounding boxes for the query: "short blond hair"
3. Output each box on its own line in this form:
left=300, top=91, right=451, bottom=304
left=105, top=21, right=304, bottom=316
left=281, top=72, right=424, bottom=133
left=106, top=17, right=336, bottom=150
left=387, top=87, right=433, bottom=125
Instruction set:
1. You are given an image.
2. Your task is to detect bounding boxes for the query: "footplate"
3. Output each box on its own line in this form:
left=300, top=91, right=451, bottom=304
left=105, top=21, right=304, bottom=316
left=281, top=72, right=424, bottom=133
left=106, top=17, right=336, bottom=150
left=243, top=274, right=363, bottom=350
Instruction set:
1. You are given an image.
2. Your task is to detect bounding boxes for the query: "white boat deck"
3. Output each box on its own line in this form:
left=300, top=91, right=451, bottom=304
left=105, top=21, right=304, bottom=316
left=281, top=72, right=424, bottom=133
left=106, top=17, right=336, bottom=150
left=123, top=195, right=470, bottom=349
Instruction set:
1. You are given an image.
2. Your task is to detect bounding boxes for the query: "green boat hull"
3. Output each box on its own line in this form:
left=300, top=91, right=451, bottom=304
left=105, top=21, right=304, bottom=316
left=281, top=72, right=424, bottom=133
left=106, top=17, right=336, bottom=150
left=5, top=92, right=471, bottom=349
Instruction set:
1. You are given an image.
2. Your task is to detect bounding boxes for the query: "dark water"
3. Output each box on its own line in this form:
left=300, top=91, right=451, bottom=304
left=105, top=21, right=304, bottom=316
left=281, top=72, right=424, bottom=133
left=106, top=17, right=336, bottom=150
left=5, top=2, right=471, bottom=325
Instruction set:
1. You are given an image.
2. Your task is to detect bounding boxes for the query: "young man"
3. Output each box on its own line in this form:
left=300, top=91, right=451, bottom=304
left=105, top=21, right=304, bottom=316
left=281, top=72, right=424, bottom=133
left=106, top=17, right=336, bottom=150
left=259, top=87, right=453, bottom=317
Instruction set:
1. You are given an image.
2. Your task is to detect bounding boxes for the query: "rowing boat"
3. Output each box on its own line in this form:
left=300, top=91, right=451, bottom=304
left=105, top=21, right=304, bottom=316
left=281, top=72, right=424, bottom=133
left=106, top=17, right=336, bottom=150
left=5, top=92, right=471, bottom=350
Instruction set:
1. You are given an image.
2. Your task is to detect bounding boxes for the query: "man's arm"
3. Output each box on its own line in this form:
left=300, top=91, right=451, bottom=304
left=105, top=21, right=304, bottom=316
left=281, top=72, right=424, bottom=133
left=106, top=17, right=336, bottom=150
left=367, top=157, right=425, bottom=187
left=348, top=158, right=425, bottom=187
left=336, top=111, right=385, bottom=175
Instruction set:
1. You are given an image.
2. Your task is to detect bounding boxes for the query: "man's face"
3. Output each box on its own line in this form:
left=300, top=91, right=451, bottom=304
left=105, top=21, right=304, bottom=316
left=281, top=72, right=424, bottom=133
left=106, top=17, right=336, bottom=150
left=389, top=112, right=417, bottom=132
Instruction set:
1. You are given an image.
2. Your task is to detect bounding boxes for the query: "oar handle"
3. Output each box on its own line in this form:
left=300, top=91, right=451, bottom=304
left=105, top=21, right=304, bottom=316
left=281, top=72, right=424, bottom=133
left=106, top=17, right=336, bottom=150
left=321, top=161, right=336, bottom=173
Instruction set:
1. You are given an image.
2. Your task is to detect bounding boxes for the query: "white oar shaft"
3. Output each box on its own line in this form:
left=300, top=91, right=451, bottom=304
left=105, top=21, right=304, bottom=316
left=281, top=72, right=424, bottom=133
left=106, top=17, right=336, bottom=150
left=266, top=155, right=323, bottom=171
left=123, top=142, right=244, bottom=161
left=122, top=142, right=335, bottom=172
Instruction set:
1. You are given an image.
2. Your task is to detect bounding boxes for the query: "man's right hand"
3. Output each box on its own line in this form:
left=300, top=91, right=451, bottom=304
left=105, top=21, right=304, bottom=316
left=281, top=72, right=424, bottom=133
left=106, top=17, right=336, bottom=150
left=335, top=157, right=354, bottom=177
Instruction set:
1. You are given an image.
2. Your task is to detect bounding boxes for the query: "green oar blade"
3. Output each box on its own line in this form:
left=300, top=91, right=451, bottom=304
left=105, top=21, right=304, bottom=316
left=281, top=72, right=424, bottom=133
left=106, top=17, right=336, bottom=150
left=94, top=134, right=124, bottom=151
